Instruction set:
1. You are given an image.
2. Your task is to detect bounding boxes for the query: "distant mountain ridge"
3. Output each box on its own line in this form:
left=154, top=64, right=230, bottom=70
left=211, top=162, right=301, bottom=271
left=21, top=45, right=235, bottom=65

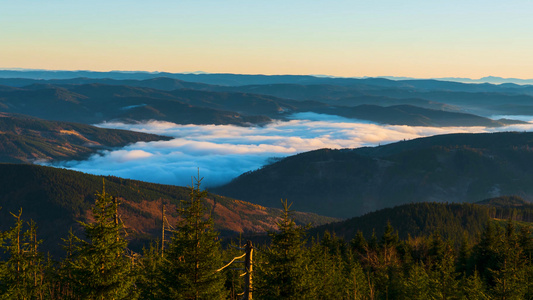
left=4, top=73, right=533, bottom=95
left=379, top=76, right=533, bottom=85
left=0, top=84, right=273, bottom=126
left=5, top=74, right=533, bottom=118
left=0, top=82, right=522, bottom=127
left=3, top=69, right=533, bottom=86
left=327, top=104, right=522, bottom=127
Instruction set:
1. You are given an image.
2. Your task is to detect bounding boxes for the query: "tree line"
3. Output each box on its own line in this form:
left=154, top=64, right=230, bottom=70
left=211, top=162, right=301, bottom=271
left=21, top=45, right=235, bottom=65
left=2, top=178, right=533, bottom=299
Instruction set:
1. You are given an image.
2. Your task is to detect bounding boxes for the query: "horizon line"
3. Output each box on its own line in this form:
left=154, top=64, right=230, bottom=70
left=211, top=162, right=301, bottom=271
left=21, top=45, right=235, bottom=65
left=1, top=67, right=533, bottom=82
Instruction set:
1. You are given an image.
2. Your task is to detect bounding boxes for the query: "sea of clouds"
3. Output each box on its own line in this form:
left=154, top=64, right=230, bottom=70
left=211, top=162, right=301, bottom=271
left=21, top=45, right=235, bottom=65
left=41, top=113, right=533, bottom=188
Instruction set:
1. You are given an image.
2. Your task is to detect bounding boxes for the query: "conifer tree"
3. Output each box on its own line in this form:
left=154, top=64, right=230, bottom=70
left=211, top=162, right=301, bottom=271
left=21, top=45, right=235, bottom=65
left=256, top=199, right=312, bottom=299
left=55, top=228, right=78, bottom=299
left=0, top=210, right=44, bottom=300
left=428, top=231, right=446, bottom=264
left=490, top=219, right=527, bottom=299
left=362, top=222, right=402, bottom=299
left=161, top=174, right=226, bottom=300
left=428, top=244, right=459, bottom=299
left=308, top=237, right=344, bottom=299
left=65, top=183, right=136, bottom=300
left=350, top=231, right=367, bottom=257
left=343, top=249, right=369, bottom=300
left=459, top=270, right=488, bottom=300
left=137, top=241, right=164, bottom=300
left=473, top=220, right=500, bottom=282
left=368, top=230, right=379, bottom=252
left=457, top=233, right=472, bottom=277
left=517, top=225, right=533, bottom=259
left=402, top=262, right=431, bottom=300
left=380, top=221, right=399, bottom=249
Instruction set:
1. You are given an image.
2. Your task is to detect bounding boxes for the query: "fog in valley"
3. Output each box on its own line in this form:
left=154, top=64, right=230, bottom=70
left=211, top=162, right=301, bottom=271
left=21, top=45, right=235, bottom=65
left=41, top=113, right=533, bottom=187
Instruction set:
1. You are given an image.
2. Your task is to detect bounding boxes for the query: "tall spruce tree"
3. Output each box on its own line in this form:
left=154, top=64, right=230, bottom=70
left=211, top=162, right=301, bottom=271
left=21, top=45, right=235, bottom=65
left=65, top=183, right=136, bottom=300
left=459, top=270, right=488, bottom=300
left=350, top=231, right=368, bottom=257
left=473, top=220, right=500, bottom=282
left=256, top=199, right=312, bottom=300
left=137, top=241, right=164, bottom=300
left=402, top=262, right=431, bottom=300
left=161, top=174, right=226, bottom=300
left=490, top=219, right=527, bottom=299
left=0, top=210, right=44, bottom=299
left=343, top=249, right=369, bottom=300
left=308, top=236, right=345, bottom=299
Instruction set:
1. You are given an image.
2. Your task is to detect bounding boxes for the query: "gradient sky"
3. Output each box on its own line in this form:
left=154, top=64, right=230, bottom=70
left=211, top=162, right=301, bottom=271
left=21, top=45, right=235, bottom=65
left=2, top=0, right=533, bottom=78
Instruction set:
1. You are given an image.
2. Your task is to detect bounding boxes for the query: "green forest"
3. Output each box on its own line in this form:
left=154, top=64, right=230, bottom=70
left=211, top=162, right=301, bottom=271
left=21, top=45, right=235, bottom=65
left=2, top=179, right=533, bottom=300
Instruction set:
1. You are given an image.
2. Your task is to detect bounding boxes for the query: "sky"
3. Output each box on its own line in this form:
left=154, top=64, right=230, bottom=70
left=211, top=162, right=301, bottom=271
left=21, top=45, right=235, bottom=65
left=41, top=113, right=533, bottom=188
left=2, top=0, right=533, bottom=78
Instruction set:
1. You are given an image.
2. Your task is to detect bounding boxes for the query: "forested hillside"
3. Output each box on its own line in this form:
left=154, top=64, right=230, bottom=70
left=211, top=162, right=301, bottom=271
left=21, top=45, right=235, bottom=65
left=2, top=183, right=533, bottom=299
left=0, top=163, right=335, bottom=256
left=214, top=131, right=533, bottom=218
left=311, top=196, right=533, bottom=246
left=0, top=112, right=170, bottom=163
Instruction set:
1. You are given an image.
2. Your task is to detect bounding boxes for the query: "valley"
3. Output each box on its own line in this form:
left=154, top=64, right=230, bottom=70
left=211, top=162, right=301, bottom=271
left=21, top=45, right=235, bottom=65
left=3, top=70, right=533, bottom=237
left=6, top=1, right=533, bottom=297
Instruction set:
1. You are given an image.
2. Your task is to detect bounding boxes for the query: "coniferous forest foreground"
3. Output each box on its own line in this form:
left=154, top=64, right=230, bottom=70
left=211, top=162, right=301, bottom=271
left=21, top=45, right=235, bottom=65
left=2, top=178, right=533, bottom=299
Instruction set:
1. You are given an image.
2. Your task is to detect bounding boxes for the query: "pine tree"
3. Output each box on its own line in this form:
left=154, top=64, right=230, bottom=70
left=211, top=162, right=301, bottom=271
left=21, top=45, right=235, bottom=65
left=256, top=199, right=312, bottom=299
left=490, top=219, right=527, bottom=299
left=428, top=243, right=459, bottom=300
left=473, top=220, right=500, bottom=282
left=343, top=250, right=369, bottom=300
left=350, top=231, right=367, bottom=257
left=161, top=174, right=226, bottom=300
left=516, top=223, right=533, bottom=299
left=368, top=230, right=379, bottom=252
left=65, top=183, right=136, bottom=300
left=459, top=270, right=488, bottom=300
left=0, top=209, right=44, bottom=299
left=362, top=222, right=402, bottom=299
left=402, top=262, right=431, bottom=300
left=308, top=237, right=345, bottom=299
left=137, top=241, right=164, bottom=300
left=517, top=225, right=533, bottom=259
left=55, top=228, right=78, bottom=299
left=380, top=221, right=399, bottom=249
left=457, top=233, right=472, bottom=277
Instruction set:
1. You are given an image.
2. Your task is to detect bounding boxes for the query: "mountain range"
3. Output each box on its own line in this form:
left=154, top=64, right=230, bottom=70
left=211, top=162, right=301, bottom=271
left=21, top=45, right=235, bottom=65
left=0, top=78, right=527, bottom=127
left=0, top=84, right=272, bottom=126
left=3, top=70, right=533, bottom=247
left=213, top=131, right=533, bottom=218
left=4, top=69, right=533, bottom=86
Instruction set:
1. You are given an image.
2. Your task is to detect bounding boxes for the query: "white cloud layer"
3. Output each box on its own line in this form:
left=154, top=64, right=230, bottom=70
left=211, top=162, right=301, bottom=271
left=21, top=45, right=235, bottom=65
left=41, top=113, right=533, bottom=188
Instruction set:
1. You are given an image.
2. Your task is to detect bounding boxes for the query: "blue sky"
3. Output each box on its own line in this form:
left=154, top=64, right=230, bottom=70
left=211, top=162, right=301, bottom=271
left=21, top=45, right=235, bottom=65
left=2, top=0, right=533, bottom=78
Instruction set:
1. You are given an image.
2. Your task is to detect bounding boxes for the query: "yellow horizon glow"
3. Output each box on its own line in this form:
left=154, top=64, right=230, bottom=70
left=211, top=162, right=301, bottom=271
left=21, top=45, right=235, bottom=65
left=3, top=0, right=533, bottom=79
left=3, top=44, right=532, bottom=79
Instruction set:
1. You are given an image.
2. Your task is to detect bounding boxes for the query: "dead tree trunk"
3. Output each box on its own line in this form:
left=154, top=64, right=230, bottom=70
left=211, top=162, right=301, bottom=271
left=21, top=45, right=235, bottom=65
left=243, top=240, right=253, bottom=300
